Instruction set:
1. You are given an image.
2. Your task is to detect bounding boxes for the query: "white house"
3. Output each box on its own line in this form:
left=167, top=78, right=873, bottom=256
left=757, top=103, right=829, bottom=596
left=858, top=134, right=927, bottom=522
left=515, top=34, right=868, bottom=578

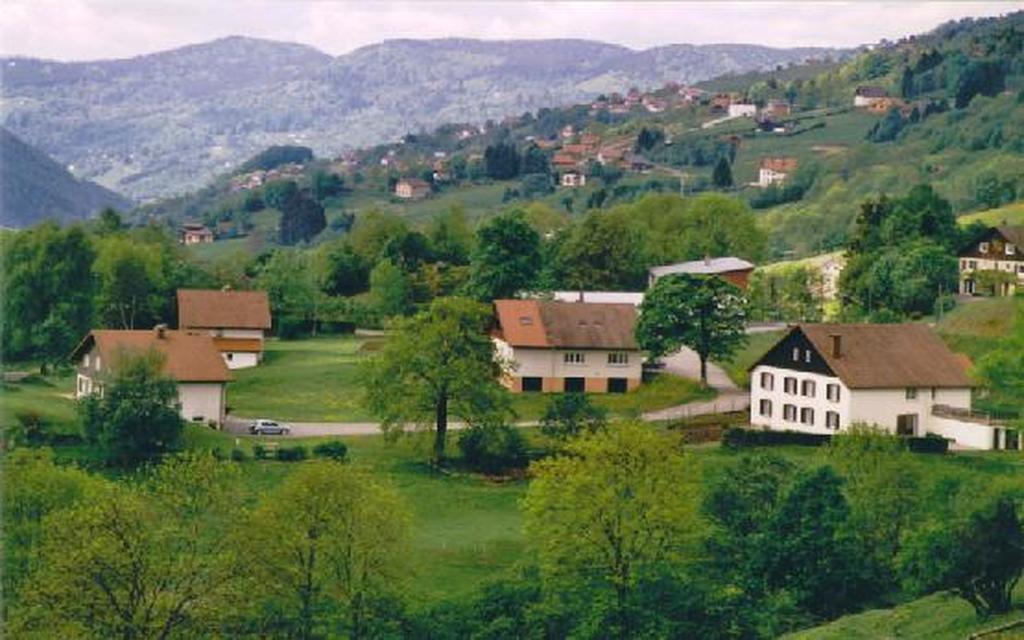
left=757, top=157, right=798, bottom=188
left=749, top=323, right=1018, bottom=450
left=854, top=85, right=889, bottom=107
left=727, top=103, right=758, bottom=118
left=177, top=289, right=272, bottom=369
left=958, top=225, right=1024, bottom=296
left=493, top=299, right=643, bottom=393
left=71, top=326, right=232, bottom=426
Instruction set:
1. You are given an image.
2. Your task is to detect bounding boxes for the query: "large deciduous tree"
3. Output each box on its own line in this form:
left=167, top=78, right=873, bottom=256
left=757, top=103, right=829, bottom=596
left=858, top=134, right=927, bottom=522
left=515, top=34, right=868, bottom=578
left=93, top=235, right=167, bottom=330
left=363, top=297, right=509, bottom=463
left=466, top=211, right=541, bottom=301
left=636, top=274, right=747, bottom=385
left=242, top=461, right=409, bottom=638
left=522, top=423, right=701, bottom=636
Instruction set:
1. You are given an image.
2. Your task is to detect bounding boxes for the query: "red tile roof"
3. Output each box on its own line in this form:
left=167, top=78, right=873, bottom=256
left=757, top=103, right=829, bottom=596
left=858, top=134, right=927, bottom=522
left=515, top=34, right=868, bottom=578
left=71, top=329, right=232, bottom=382
left=494, top=300, right=639, bottom=350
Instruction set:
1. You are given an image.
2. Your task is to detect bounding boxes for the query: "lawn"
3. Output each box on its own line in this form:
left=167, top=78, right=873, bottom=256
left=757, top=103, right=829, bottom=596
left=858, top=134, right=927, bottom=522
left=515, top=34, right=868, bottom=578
left=510, top=373, right=715, bottom=421
left=0, top=373, right=77, bottom=435
left=936, top=296, right=1020, bottom=362
left=958, top=199, right=1024, bottom=226
left=227, top=334, right=379, bottom=422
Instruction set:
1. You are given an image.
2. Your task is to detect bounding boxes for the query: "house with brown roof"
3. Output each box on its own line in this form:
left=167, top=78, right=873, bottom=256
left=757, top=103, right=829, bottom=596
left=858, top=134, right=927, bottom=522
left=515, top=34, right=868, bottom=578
left=492, top=300, right=643, bottom=394
left=648, top=256, right=755, bottom=289
left=757, top=156, right=799, bottom=187
left=749, top=324, right=1017, bottom=450
left=180, top=222, right=214, bottom=245
left=177, top=289, right=272, bottom=369
left=71, top=325, right=232, bottom=426
left=854, top=85, right=889, bottom=107
left=394, top=178, right=431, bottom=200
left=958, top=225, right=1024, bottom=296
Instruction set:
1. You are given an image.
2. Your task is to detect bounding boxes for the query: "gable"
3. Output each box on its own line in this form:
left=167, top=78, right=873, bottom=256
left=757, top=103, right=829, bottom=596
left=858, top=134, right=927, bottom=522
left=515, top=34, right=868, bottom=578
left=753, top=328, right=836, bottom=377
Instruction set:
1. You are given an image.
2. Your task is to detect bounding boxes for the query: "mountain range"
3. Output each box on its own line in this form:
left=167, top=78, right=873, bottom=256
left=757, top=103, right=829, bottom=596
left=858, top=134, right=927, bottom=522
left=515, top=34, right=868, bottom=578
left=0, top=36, right=843, bottom=202
left=0, top=128, right=133, bottom=228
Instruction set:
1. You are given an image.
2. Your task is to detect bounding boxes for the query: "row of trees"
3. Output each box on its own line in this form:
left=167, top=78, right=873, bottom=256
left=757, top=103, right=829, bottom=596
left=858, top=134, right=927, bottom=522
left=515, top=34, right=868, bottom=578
left=10, top=425, right=1021, bottom=638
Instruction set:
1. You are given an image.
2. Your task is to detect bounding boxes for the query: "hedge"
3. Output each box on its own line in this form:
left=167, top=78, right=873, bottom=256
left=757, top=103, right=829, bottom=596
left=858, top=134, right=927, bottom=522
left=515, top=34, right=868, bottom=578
left=723, top=428, right=950, bottom=454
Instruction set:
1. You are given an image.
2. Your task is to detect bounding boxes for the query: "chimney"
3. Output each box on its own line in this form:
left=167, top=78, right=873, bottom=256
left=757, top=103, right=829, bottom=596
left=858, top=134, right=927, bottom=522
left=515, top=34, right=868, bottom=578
left=829, top=333, right=842, bottom=358
left=155, top=323, right=168, bottom=339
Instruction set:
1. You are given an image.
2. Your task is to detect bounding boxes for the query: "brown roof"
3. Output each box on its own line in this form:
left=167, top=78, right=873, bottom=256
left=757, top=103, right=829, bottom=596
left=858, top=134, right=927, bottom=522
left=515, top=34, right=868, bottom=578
left=770, top=324, right=973, bottom=389
left=996, top=225, right=1024, bottom=247
left=760, top=156, right=798, bottom=172
left=212, top=337, right=264, bottom=353
left=71, top=329, right=232, bottom=383
left=177, top=289, right=271, bottom=330
left=494, top=300, right=639, bottom=350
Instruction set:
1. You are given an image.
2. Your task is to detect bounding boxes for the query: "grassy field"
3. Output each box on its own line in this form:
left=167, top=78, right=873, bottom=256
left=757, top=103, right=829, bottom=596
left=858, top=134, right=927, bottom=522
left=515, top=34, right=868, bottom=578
left=958, top=200, right=1024, bottom=226
left=936, top=296, right=1021, bottom=363
left=0, top=374, right=77, bottom=434
left=718, top=330, right=786, bottom=388
left=785, top=587, right=1024, bottom=640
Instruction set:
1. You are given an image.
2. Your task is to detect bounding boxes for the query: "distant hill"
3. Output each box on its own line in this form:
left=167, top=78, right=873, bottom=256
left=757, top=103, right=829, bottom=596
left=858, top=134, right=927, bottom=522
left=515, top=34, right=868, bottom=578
left=0, top=36, right=841, bottom=200
left=0, top=128, right=133, bottom=228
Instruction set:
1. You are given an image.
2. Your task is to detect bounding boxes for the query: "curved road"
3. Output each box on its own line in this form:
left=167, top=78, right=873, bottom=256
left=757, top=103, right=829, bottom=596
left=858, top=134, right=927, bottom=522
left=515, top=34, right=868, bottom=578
left=225, top=346, right=750, bottom=437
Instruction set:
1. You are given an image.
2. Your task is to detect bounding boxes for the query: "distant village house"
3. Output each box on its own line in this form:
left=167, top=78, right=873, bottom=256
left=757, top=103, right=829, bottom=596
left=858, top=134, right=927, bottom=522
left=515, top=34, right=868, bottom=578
left=493, top=300, right=642, bottom=394
left=394, top=178, right=431, bottom=200
left=757, top=157, right=799, bottom=188
left=853, top=85, right=889, bottom=107
left=180, top=222, right=214, bottom=245
left=648, top=256, right=755, bottom=289
left=959, top=225, right=1024, bottom=296
left=727, top=103, right=758, bottom=118
left=561, top=172, right=587, bottom=188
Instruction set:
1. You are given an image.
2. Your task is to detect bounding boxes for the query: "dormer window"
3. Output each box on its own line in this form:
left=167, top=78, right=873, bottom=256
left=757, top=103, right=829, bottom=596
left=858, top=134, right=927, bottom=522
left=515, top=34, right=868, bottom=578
left=979, top=242, right=989, bottom=253
left=518, top=316, right=533, bottom=325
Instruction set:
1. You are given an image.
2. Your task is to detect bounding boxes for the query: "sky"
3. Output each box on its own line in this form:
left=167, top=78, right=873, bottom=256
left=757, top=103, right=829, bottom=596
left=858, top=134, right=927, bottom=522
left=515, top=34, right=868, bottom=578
left=2, top=1, right=1022, bottom=61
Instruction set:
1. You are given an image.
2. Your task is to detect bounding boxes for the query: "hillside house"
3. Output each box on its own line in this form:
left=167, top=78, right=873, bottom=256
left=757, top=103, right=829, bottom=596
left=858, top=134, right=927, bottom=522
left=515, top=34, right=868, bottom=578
left=854, top=85, right=889, bottom=107
left=678, top=86, right=706, bottom=103
left=177, top=289, right=272, bottom=369
left=493, top=300, right=642, bottom=394
left=749, top=324, right=1017, bottom=450
left=648, top=256, right=755, bottom=289
left=625, top=153, right=653, bottom=173
left=180, top=222, right=214, bottom=245
left=711, top=93, right=734, bottom=111
left=866, top=96, right=908, bottom=114
left=561, top=172, right=587, bottom=188
left=394, top=178, right=431, bottom=200
left=959, top=225, right=1024, bottom=296
left=552, top=152, right=583, bottom=171
left=71, top=326, right=232, bottom=427
left=728, top=103, right=758, bottom=118
left=758, top=157, right=799, bottom=187
left=763, top=100, right=792, bottom=118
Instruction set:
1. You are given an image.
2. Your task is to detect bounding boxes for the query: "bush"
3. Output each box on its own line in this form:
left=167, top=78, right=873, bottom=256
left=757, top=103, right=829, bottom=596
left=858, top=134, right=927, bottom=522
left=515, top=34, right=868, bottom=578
left=230, top=448, right=248, bottom=462
left=540, top=393, right=607, bottom=441
left=275, top=446, right=308, bottom=462
left=907, top=434, right=950, bottom=454
left=458, top=425, right=528, bottom=474
left=312, top=441, right=348, bottom=461
left=723, top=428, right=831, bottom=448
left=252, top=444, right=268, bottom=460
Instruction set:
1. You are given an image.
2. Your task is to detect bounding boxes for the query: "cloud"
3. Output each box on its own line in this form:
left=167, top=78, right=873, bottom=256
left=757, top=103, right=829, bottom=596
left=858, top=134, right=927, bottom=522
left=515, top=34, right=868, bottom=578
left=1, top=0, right=1020, bottom=61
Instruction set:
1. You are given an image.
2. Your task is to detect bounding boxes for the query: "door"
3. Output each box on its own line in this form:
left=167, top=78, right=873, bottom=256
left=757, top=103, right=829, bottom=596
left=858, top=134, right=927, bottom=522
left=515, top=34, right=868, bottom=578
left=521, top=377, right=542, bottom=393
left=564, top=377, right=585, bottom=393
left=607, top=378, right=628, bottom=394
left=896, top=414, right=918, bottom=436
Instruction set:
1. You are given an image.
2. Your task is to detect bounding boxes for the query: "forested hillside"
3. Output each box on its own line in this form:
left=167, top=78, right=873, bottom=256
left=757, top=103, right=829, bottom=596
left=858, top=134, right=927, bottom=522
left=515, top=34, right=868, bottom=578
left=0, top=128, right=132, bottom=228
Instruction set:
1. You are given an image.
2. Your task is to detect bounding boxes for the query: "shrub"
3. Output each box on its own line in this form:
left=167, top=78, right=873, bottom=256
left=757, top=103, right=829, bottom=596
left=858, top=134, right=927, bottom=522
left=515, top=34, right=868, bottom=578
left=540, top=393, right=607, bottom=441
left=276, top=446, right=309, bottom=462
left=230, top=448, right=248, bottom=462
left=458, top=425, right=528, bottom=474
left=312, top=441, right=348, bottom=461
left=252, top=444, right=268, bottom=460
left=907, top=434, right=950, bottom=454
left=723, top=428, right=832, bottom=448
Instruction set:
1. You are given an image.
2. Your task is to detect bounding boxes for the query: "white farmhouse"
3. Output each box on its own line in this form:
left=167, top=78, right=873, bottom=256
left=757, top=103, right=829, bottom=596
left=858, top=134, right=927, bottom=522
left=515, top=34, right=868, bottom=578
left=493, top=299, right=642, bottom=394
left=177, top=289, right=272, bottom=369
left=958, top=225, right=1024, bottom=296
left=728, top=103, right=758, bottom=118
left=749, top=323, right=1018, bottom=450
left=71, top=326, right=232, bottom=426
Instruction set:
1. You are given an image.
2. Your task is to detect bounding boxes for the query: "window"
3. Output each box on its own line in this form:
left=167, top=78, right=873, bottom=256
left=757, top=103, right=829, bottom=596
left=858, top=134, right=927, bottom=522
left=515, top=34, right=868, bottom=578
left=826, top=411, right=840, bottom=430
left=1007, top=244, right=1017, bottom=256
left=760, top=372, right=774, bottom=390
left=521, top=377, right=542, bottom=392
left=979, top=242, right=989, bottom=253
left=226, top=353, right=234, bottom=362
left=95, top=355, right=102, bottom=371
left=564, top=377, right=585, bottom=393
left=783, top=404, right=797, bottom=421
left=800, top=407, right=815, bottom=425
left=968, top=260, right=977, bottom=269
left=564, top=352, right=585, bottom=365
left=826, top=383, right=841, bottom=402
left=791, top=347, right=800, bottom=362
left=931, top=387, right=937, bottom=399
left=518, top=316, right=533, bottom=325
left=804, top=349, right=812, bottom=363
left=784, top=377, right=798, bottom=394
left=759, top=399, right=773, bottom=417
left=607, top=352, right=629, bottom=366
left=84, top=354, right=90, bottom=367
left=607, top=378, right=628, bottom=393
left=905, top=387, right=917, bottom=400
left=801, top=380, right=816, bottom=397
left=960, top=259, right=966, bottom=269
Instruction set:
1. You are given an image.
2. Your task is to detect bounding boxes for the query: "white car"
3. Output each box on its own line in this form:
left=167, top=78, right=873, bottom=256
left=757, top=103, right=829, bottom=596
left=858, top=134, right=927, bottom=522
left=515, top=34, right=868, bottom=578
left=249, top=419, right=291, bottom=436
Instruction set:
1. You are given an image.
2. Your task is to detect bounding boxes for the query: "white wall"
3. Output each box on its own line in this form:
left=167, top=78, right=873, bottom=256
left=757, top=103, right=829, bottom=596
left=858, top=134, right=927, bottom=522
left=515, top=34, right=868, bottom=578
left=749, top=366, right=850, bottom=433
left=223, top=352, right=259, bottom=369
left=929, top=416, right=997, bottom=450
left=178, top=383, right=226, bottom=426
left=495, top=339, right=642, bottom=380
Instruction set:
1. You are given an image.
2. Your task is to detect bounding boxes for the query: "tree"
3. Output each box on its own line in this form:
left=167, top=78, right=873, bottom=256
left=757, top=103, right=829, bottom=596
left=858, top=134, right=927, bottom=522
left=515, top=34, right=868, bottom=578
left=900, top=488, right=1024, bottom=618
left=96, top=207, right=123, bottom=234
left=363, top=297, right=509, bottom=463
left=636, top=274, right=747, bottom=385
left=540, top=393, right=607, bottom=441
left=12, top=454, right=244, bottom=638
left=368, top=259, right=412, bottom=319
left=428, top=206, right=474, bottom=265
left=316, top=241, right=369, bottom=296
left=93, top=235, right=167, bottom=329
left=558, top=211, right=648, bottom=290
left=262, top=179, right=299, bottom=210
left=311, top=170, right=344, bottom=202
left=484, top=142, right=521, bottom=179
left=257, top=249, right=320, bottom=335
left=466, top=211, right=541, bottom=300
left=711, top=157, right=733, bottom=189
left=242, top=461, right=409, bottom=638
left=279, top=190, right=326, bottom=245
left=521, top=144, right=550, bottom=175
left=239, top=145, right=313, bottom=172
left=522, top=423, right=701, bottom=636
left=79, top=350, right=183, bottom=465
